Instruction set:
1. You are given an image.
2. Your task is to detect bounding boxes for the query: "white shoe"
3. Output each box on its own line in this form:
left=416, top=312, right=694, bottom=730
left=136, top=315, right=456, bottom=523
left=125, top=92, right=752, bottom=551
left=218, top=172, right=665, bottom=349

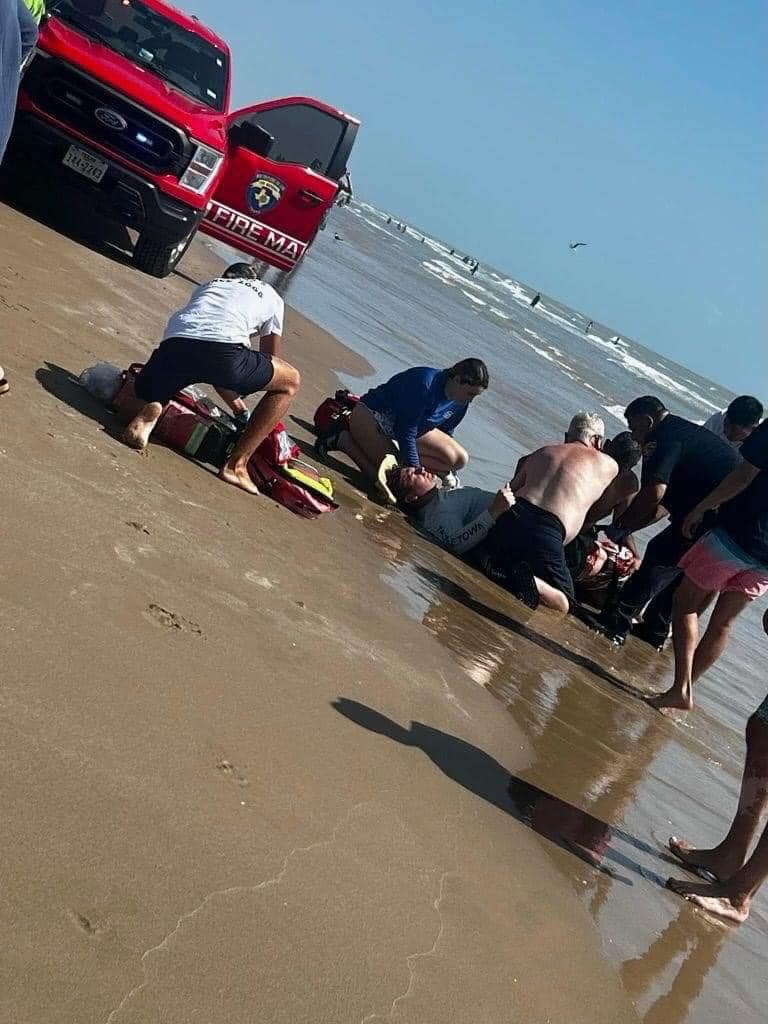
left=441, top=470, right=462, bottom=490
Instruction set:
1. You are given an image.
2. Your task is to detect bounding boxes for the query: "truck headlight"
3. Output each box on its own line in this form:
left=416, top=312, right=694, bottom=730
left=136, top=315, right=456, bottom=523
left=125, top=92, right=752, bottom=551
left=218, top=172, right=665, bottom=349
left=180, top=141, right=224, bottom=194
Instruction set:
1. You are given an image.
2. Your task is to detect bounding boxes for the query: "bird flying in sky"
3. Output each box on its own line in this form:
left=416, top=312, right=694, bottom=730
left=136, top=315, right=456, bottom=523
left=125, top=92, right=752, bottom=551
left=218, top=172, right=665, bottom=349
left=569, top=241, right=588, bottom=249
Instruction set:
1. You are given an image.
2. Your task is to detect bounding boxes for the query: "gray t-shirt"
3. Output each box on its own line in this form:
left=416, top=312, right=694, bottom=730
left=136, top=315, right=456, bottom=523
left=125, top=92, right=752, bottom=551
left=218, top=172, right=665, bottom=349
left=415, top=486, right=495, bottom=554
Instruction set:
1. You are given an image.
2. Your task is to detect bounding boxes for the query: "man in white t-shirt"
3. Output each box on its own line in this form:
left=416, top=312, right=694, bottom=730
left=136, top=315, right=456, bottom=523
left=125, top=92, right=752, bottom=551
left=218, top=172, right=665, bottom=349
left=123, top=263, right=301, bottom=494
left=703, top=396, right=763, bottom=451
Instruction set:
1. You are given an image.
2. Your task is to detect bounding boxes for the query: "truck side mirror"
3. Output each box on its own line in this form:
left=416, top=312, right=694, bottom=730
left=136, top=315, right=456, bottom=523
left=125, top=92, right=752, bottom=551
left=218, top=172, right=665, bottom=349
left=228, top=122, right=275, bottom=158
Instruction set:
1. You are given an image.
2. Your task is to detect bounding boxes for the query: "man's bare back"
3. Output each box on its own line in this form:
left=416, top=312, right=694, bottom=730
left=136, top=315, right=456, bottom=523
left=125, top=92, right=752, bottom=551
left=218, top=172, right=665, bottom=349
left=510, top=443, right=618, bottom=543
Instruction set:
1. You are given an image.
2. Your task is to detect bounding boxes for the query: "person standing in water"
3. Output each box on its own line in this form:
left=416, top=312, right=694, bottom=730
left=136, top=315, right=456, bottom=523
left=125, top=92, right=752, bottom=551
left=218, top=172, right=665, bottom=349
left=647, top=417, right=768, bottom=712
left=530, top=293, right=542, bottom=308
left=666, top=608, right=768, bottom=923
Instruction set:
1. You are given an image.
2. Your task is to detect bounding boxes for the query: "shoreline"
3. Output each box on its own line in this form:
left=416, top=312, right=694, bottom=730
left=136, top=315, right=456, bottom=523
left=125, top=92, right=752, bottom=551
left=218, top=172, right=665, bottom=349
left=0, top=197, right=761, bottom=1022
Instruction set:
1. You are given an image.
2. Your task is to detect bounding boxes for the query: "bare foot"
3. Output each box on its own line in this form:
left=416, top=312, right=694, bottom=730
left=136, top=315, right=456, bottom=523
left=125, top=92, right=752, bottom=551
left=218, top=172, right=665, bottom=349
left=219, top=460, right=260, bottom=495
left=666, top=877, right=751, bottom=923
left=667, top=837, right=737, bottom=882
left=122, top=402, right=163, bottom=451
left=647, top=689, right=693, bottom=714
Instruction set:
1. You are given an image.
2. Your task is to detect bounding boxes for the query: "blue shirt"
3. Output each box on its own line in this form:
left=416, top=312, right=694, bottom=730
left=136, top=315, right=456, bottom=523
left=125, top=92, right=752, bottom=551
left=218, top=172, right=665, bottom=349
left=361, top=367, right=468, bottom=467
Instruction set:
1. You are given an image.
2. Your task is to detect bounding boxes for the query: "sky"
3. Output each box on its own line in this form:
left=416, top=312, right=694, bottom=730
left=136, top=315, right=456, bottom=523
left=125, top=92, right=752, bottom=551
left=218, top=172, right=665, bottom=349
left=191, top=0, right=766, bottom=393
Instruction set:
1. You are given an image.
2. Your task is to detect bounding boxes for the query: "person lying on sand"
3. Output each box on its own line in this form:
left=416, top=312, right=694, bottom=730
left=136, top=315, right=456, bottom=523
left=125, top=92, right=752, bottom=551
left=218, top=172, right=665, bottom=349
left=386, top=463, right=515, bottom=554
left=665, top=609, right=768, bottom=923
left=122, top=263, right=300, bottom=495
left=318, top=359, right=488, bottom=497
left=480, top=413, right=619, bottom=613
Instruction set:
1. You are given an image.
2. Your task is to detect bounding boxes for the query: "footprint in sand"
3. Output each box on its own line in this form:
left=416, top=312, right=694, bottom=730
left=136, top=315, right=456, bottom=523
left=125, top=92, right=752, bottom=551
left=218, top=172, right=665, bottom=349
left=126, top=521, right=151, bottom=535
left=216, top=759, right=249, bottom=787
left=145, top=603, right=203, bottom=636
left=68, top=910, right=100, bottom=937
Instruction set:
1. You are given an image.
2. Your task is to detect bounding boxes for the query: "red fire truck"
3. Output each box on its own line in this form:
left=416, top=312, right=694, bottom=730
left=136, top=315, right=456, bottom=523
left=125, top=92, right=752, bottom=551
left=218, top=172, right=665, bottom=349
left=11, top=0, right=358, bottom=278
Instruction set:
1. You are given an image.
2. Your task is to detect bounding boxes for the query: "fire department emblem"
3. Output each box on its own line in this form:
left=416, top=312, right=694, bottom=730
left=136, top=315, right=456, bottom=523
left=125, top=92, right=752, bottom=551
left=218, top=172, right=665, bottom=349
left=246, top=174, right=285, bottom=214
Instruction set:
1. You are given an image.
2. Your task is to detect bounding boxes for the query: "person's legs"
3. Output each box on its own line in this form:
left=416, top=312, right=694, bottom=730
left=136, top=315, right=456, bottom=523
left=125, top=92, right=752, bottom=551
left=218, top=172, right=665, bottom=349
left=485, top=501, right=573, bottom=614
left=667, top=826, right=768, bottom=923
left=647, top=577, right=714, bottom=712
left=415, top=428, right=469, bottom=475
left=220, top=357, right=300, bottom=494
left=337, top=403, right=398, bottom=482
left=534, top=579, right=570, bottom=613
left=632, top=573, right=681, bottom=649
left=123, top=338, right=201, bottom=450
left=691, top=590, right=752, bottom=682
left=667, top=706, right=768, bottom=920
left=599, top=526, right=681, bottom=641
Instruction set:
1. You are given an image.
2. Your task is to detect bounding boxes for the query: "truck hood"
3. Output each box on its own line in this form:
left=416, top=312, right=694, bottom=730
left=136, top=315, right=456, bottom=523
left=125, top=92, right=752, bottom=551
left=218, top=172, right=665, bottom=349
left=39, top=17, right=228, bottom=149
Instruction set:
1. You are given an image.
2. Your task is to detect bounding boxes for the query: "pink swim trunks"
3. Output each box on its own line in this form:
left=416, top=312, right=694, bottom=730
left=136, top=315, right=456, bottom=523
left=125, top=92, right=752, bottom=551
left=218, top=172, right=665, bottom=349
left=679, top=528, right=768, bottom=599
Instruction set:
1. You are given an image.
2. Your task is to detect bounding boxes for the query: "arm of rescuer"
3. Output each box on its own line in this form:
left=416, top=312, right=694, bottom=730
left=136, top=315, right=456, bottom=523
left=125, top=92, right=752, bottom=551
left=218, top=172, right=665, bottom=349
left=682, top=460, right=761, bottom=539
left=392, top=368, right=443, bottom=468
left=614, top=436, right=683, bottom=534
left=444, top=486, right=516, bottom=555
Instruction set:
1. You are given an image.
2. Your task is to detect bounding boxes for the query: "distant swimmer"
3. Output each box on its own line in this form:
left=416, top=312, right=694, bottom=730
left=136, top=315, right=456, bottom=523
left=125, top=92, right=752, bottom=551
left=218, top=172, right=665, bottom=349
left=530, top=293, right=542, bottom=308
left=611, top=335, right=622, bottom=345
left=333, top=233, right=342, bottom=241
left=585, top=320, right=594, bottom=333
left=386, top=216, right=392, bottom=224
left=470, top=263, right=478, bottom=277
left=569, top=242, right=588, bottom=250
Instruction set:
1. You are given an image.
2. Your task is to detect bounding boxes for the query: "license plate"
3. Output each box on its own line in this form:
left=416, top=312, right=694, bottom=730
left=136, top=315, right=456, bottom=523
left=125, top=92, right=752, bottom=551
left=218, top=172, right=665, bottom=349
left=62, top=145, right=108, bottom=184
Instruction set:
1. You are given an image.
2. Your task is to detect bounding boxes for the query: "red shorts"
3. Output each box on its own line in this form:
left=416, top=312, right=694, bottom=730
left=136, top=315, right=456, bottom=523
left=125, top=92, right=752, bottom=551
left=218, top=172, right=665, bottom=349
left=679, top=529, right=768, bottom=600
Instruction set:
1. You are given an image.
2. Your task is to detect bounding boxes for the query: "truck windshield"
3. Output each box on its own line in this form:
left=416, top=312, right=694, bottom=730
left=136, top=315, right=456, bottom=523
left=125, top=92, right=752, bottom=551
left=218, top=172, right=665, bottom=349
left=50, top=0, right=228, bottom=111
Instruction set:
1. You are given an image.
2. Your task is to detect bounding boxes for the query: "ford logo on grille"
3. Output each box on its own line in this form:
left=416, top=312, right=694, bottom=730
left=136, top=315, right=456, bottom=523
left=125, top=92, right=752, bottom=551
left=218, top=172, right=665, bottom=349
left=94, top=107, right=128, bottom=131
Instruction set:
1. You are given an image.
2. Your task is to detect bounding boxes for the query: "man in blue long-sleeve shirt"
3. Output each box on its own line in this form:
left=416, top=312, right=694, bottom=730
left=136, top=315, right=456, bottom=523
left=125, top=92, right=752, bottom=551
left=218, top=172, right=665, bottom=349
left=324, top=358, right=488, bottom=500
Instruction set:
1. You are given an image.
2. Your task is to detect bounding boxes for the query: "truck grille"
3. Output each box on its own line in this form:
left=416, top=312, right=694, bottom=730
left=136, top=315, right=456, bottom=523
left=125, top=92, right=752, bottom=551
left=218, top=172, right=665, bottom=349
left=23, top=57, right=192, bottom=176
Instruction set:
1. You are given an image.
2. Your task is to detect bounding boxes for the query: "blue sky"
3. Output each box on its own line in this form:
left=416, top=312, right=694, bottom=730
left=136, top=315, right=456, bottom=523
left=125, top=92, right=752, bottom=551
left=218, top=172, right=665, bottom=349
left=193, top=0, right=766, bottom=393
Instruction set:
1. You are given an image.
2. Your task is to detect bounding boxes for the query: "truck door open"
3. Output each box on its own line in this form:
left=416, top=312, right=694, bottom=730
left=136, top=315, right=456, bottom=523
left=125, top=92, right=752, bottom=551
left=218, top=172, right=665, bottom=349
left=201, top=96, right=359, bottom=271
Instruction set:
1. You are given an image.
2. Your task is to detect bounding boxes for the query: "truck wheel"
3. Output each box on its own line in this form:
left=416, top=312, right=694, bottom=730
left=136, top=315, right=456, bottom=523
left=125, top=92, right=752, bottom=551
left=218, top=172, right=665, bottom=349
left=133, top=230, right=194, bottom=278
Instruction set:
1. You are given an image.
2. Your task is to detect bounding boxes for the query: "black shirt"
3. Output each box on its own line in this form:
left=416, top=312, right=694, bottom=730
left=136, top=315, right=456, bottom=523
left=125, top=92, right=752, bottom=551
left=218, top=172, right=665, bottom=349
left=642, top=414, right=740, bottom=522
left=718, top=419, right=768, bottom=566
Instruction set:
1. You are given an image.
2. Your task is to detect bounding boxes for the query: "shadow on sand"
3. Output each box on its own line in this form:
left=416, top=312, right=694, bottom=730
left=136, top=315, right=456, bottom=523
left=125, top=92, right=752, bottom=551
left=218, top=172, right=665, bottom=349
left=36, top=362, right=123, bottom=437
left=334, top=698, right=666, bottom=886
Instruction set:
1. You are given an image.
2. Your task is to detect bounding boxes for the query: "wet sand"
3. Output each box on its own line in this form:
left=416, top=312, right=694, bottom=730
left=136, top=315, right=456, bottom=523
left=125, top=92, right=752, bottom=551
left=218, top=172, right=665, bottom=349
left=0, top=197, right=764, bottom=1022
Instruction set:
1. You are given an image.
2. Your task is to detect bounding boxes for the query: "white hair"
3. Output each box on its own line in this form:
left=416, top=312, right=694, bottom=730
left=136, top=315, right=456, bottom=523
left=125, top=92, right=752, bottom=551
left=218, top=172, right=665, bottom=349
left=566, top=411, right=605, bottom=442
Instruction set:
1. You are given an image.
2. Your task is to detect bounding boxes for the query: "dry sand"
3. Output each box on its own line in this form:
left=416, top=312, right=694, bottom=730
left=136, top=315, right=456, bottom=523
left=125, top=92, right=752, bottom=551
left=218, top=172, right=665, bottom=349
left=0, top=199, right=646, bottom=1023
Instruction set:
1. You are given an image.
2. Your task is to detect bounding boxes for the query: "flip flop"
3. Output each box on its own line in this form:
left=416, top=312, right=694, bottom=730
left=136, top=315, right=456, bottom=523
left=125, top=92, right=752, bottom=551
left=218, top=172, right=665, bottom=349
left=0, top=378, right=9, bottom=396
left=375, top=453, right=399, bottom=505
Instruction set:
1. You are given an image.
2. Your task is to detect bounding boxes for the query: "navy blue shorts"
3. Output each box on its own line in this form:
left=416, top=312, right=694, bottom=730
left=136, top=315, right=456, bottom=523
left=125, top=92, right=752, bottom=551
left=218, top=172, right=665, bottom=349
left=134, top=337, right=274, bottom=405
left=485, top=497, right=576, bottom=605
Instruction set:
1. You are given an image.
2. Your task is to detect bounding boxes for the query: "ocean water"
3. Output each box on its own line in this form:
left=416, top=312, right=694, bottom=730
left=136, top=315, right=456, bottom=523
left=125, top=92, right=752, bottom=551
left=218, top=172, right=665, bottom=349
left=207, top=200, right=766, bottom=1022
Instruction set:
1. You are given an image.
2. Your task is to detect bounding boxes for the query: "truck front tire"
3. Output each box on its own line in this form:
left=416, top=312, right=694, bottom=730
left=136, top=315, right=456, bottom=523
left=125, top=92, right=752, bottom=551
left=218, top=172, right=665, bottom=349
left=133, top=230, right=194, bottom=278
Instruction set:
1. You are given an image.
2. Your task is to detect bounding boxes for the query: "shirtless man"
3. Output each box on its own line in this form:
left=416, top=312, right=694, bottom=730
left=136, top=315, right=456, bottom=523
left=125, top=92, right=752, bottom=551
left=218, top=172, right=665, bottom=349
left=482, top=413, right=619, bottom=612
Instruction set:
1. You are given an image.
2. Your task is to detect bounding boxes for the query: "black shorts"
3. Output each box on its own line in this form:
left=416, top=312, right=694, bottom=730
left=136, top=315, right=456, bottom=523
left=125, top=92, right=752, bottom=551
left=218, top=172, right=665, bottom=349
left=134, top=337, right=274, bottom=405
left=485, top=497, right=576, bottom=604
